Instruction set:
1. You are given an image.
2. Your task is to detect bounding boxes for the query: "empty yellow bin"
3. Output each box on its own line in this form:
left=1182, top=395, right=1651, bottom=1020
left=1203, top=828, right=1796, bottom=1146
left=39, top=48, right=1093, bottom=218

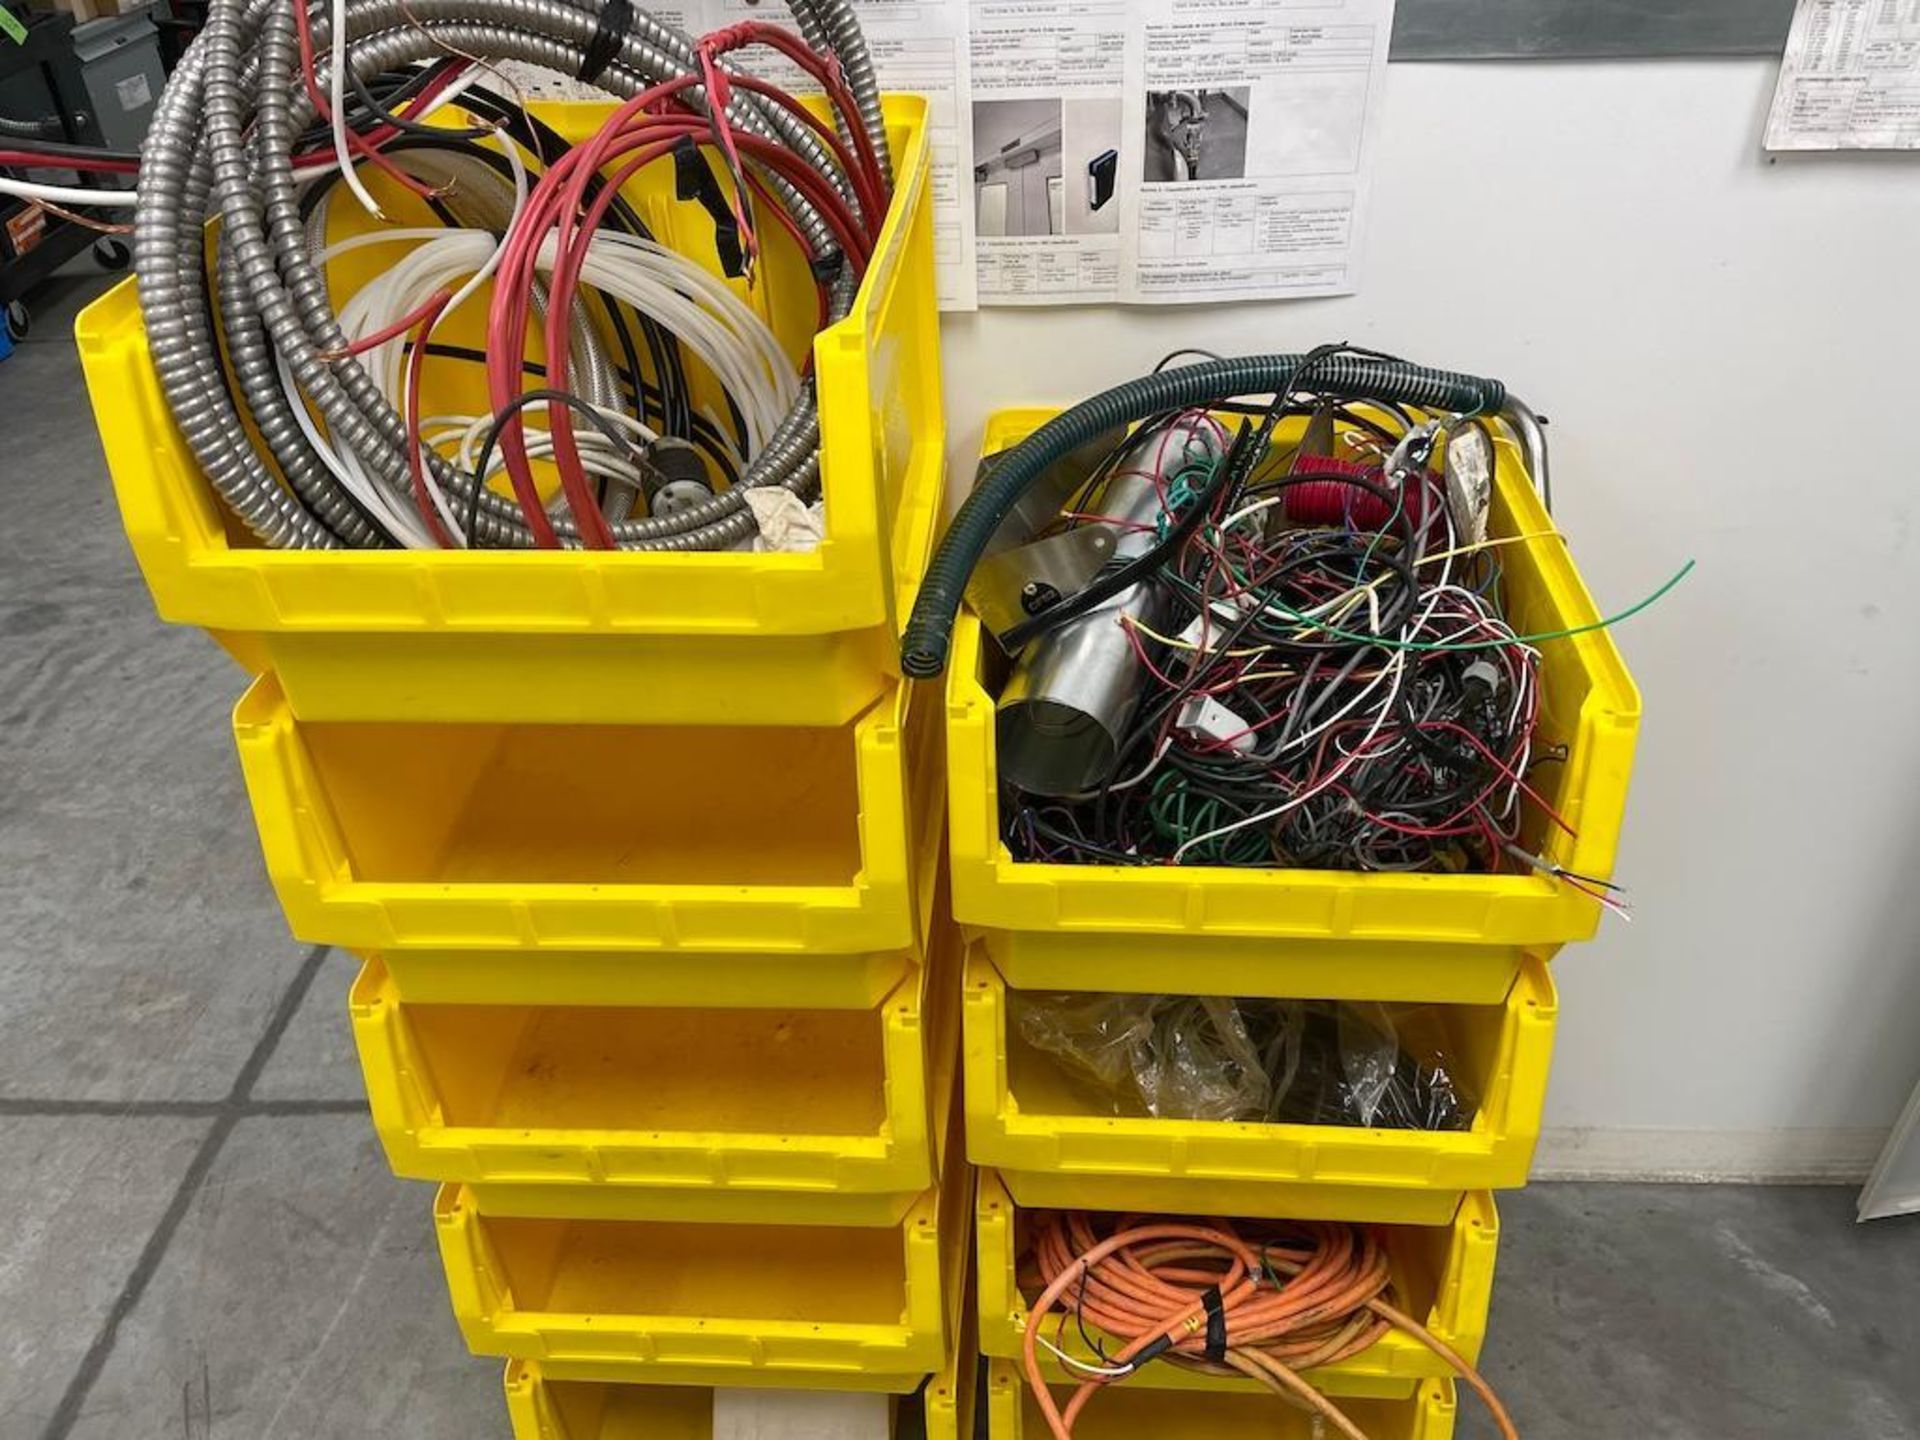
left=976, top=1171, right=1495, bottom=1400
left=354, top=966, right=953, bottom=1221
left=434, top=1134, right=973, bottom=1387
left=355, top=919, right=959, bottom=1223
left=77, top=98, right=944, bottom=730
left=235, top=671, right=940, bottom=956
left=946, top=409, right=1641, bottom=1004
left=963, top=946, right=1556, bottom=1225
left=987, top=1362, right=1458, bottom=1440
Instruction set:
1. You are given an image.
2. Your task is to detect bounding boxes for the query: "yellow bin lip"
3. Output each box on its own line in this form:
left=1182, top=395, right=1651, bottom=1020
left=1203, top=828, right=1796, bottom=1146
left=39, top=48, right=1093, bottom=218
left=947, top=406, right=1643, bottom=965
left=962, top=943, right=1557, bottom=1223
left=976, top=1170, right=1498, bottom=1399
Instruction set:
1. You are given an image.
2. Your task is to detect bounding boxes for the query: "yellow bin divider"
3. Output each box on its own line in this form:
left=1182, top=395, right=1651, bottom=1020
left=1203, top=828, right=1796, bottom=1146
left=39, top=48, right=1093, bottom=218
left=435, top=1149, right=975, bottom=1389
left=924, top=1261, right=981, bottom=1440
left=76, top=98, right=945, bottom=730
left=986, top=1361, right=1458, bottom=1440
left=975, top=1171, right=1496, bottom=1401
left=234, top=666, right=941, bottom=956
left=947, top=409, right=1642, bottom=1001
left=963, top=946, right=1556, bottom=1225
left=356, top=915, right=962, bottom=1223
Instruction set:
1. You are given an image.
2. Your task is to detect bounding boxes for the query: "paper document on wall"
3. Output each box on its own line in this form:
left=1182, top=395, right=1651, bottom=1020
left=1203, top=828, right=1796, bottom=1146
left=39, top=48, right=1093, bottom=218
left=969, top=0, right=1129, bottom=305
left=1767, top=0, right=1920, bottom=150
left=1111, top=0, right=1394, bottom=305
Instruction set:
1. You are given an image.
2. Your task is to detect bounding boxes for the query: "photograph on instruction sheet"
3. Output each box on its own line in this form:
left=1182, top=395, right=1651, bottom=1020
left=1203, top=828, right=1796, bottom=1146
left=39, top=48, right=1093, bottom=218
left=1142, top=87, right=1249, bottom=182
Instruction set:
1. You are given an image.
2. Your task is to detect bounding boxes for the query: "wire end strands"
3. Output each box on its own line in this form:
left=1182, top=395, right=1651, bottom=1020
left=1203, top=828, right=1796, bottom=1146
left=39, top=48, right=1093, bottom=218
left=1021, top=1210, right=1520, bottom=1440
left=127, top=0, right=894, bottom=551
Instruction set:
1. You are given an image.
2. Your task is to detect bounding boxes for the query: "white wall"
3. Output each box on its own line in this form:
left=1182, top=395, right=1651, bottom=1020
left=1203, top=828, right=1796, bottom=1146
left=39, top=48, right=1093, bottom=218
left=938, top=58, right=1920, bottom=1180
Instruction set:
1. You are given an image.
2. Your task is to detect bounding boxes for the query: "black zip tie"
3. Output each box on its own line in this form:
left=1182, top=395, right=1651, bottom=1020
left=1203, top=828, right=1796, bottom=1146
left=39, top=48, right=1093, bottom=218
left=575, top=0, right=633, bottom=85
left=1200, top=1285, right=1228, bottom=1363
left=671, top=135, right=746, bottom=278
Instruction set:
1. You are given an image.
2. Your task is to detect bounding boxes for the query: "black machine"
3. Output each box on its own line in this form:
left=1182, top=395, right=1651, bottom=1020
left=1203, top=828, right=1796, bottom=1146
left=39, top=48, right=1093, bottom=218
left=1, top=10, right=133, bottom=343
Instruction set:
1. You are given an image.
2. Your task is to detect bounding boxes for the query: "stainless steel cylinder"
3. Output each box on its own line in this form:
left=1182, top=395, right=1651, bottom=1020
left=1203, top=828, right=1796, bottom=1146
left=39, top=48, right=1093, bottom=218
left=996, top=422, right=1219, bottom=798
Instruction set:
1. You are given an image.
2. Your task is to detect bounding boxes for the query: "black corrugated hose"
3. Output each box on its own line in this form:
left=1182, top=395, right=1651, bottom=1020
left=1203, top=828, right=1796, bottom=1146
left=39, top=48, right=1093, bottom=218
left=899, top=352, right=1507, bottom=679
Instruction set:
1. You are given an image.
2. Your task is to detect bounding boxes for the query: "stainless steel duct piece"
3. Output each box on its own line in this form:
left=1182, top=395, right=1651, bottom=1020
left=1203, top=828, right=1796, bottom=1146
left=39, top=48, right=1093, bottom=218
left=995, top=423, right=1220, bottom=799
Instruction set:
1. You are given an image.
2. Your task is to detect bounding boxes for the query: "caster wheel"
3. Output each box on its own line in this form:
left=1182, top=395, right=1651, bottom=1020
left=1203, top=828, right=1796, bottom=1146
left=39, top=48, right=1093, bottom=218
left=5, top=300, right=28, bottom=343
left=92, top=236, right=132, bottom=271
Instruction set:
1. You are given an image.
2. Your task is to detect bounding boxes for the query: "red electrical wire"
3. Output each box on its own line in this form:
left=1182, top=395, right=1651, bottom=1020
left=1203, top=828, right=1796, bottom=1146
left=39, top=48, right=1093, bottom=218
left=481, top=45, right=887, bottom=544
left=0, top=151, right=139, bottom=174
left=402, top=286, right=459, bottom=548
left=289, top=0, right=440, bottom=201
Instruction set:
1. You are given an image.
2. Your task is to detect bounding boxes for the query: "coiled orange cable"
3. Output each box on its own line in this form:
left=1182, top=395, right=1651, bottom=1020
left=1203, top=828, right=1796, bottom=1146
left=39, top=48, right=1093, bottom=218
left=1020, top=1211, right=1520, bottom=1440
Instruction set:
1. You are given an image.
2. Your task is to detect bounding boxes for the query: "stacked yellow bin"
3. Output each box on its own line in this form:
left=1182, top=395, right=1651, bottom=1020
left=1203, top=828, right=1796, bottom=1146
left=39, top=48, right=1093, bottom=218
left=946, top=411, right=1643, bottom=1440
left=79, top=97, right=973, bottom=1438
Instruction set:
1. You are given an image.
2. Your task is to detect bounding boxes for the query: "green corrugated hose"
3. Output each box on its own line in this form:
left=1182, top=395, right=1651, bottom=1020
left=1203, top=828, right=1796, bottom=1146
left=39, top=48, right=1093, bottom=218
left=899, top=353, right=1507, bottom=679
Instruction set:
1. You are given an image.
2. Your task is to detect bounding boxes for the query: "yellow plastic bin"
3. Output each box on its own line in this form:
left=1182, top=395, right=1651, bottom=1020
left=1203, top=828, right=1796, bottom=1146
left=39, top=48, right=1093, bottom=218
left=354, top=916, right=960, bottom=1223
left=503, top=1364, right=928, bottom=1439
left=76, top=98, right=943, bottom=730
left=975, top=1171, right=1495, bottom=1400
left=947, top=410, right=1641, bottom=1004
left=234, top=669, right=941, bottom=956
left=434, top=1125, right=974, bottom=1388
left=987, top=1362, right=1457, bottom=1440
left=963, top=945, right=1555, bottom=1225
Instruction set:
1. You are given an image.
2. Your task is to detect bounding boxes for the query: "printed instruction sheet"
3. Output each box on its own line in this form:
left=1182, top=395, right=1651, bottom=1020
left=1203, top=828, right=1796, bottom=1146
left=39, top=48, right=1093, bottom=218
left=1767, top=0, right=1920, bottom=150
left=969, top=0, right=1129, bottom=304
left=502, top=0, right=1398, bottom=309
left=1112, top=0, right=1393, bottom=304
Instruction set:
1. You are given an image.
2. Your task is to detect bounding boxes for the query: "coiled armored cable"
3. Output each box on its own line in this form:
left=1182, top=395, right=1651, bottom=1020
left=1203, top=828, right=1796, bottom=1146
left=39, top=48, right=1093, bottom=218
left=133, top=0, right=889, bottom=549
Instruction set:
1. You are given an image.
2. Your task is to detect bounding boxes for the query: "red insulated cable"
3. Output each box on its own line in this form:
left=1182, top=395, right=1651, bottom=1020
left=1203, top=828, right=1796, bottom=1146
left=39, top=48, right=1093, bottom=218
left=402, top=287, right=459, bottom=548
left=0, top=151, right=139, bottom=174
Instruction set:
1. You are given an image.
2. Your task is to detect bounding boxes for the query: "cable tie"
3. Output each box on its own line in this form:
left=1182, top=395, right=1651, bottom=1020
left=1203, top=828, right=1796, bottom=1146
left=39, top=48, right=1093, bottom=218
left=1199, top=1285, right=1228, bottom=1363
left=671, top=135, right=746, bottom=278
left=575, top=0, right=634, bottom=84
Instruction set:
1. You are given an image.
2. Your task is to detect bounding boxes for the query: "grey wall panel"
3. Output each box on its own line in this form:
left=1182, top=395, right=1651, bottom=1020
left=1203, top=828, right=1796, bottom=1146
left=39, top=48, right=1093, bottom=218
left=1391, top=0, right=1797, bottom=61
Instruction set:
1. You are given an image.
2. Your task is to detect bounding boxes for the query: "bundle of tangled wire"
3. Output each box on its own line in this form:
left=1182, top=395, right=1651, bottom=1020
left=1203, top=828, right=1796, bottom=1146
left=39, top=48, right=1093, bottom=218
left=1021, top=1208, right=1519, bottom=1440
left=1001, top=358, right=1624, bottom=902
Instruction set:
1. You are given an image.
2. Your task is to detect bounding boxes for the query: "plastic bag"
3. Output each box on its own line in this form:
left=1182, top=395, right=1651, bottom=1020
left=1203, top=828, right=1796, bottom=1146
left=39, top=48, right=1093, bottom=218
left=1012, top=992, right=1473, bottom=1130
left=1012, top=993, right=1271, bottom=1122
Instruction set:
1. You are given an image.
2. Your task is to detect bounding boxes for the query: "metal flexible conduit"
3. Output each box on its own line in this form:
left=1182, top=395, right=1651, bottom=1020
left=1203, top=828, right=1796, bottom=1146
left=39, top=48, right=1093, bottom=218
left=133, top=0, right=890, bottom=549
left=898, top=354, right=1512, bottom=679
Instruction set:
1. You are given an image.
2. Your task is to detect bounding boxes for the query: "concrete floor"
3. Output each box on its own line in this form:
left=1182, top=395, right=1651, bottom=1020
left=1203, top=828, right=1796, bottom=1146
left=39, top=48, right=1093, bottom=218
left=3, top=271, right=1917, bottom=1439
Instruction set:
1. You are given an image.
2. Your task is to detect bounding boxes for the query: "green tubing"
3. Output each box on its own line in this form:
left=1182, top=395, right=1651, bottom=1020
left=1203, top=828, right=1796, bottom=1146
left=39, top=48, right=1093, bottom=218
left=900, top=353, right=1507, bottom=679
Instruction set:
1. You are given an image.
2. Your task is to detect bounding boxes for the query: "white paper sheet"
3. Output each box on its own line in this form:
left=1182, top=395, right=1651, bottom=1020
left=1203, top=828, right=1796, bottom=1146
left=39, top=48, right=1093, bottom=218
left=969, top=0, right=1129, bottom=305
left=1114, top=0, right=1394, bottom=305
left=1767, top=0, right=1920, bottom=150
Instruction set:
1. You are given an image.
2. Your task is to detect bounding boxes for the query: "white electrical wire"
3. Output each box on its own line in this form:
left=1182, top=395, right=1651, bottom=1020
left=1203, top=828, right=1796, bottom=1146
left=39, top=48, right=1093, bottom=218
left=329, top=0, right=386, bottom=219
left=308, top=201, right=792, bottom=547
left=0, top=177, right=139, bottom=207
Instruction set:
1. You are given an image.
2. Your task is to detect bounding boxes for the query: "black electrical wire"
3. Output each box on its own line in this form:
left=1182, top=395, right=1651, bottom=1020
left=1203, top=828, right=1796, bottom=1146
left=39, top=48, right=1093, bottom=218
left=466, top=388, right=645, bottom=545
